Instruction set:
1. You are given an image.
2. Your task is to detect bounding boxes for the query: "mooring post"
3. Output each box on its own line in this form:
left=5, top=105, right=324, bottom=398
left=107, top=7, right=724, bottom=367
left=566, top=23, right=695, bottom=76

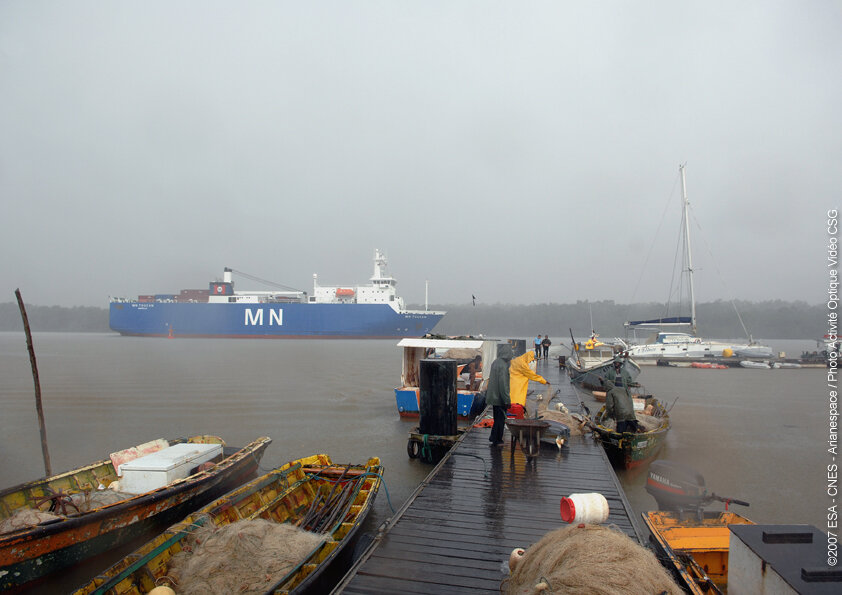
left=15, top=289, right=52, bottom=477
left=419, top=359, right=457, bottom=437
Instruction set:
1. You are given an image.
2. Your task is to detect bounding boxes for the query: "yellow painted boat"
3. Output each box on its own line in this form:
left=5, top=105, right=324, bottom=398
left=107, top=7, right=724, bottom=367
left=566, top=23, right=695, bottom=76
left=73, top=454, right=383, bottom=595
left=642, top=510, right=754, bottom=594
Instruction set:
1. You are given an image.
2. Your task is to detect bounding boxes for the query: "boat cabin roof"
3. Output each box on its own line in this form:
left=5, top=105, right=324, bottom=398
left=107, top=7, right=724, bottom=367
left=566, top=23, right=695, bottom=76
left=397, top=338, right=493, bottom=349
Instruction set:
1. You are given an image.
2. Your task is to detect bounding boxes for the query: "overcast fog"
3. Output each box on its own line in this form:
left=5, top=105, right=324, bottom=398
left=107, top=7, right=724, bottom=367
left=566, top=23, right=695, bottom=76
left=1, top=2, right=838, bottom=309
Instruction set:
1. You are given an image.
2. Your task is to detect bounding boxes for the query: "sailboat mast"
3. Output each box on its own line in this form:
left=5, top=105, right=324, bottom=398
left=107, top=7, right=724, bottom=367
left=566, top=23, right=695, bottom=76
left=680, top=164, right=697, bottom=334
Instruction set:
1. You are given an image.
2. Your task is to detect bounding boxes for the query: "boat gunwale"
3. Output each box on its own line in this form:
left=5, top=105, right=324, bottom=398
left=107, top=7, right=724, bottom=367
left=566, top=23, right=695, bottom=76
left=0, top=437, right=271, bottom=546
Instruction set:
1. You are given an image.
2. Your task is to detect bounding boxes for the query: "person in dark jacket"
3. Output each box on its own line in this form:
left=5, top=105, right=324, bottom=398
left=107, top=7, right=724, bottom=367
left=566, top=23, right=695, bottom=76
left=604, top=379, right=639, bottom=433
left=485, top=343, right=513, bottom=446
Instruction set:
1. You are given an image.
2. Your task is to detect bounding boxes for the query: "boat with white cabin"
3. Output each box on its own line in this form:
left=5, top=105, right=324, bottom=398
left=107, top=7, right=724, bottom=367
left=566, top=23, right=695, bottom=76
left=394, top=337, right=498, bottom=418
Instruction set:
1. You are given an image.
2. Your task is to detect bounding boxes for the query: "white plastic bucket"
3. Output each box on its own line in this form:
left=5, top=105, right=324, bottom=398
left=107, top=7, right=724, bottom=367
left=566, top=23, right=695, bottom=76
left=559, top=492, right=609, bottom=524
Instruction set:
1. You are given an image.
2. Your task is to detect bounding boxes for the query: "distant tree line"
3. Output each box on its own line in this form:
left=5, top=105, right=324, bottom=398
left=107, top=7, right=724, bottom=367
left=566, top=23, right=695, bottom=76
left=416, top=299, right=824, bottom=341
left=0, top=299, right=824, bottom=340
left=0, top=302, right=110, bottom=332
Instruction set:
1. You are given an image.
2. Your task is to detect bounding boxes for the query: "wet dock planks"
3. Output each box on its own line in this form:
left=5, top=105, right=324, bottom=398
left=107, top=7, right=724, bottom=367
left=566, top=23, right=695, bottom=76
left=335, top=359, right=642, bottom=594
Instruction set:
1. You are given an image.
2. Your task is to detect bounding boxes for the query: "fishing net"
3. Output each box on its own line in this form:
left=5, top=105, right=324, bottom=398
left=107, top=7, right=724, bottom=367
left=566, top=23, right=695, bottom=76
left=535, top=397, right=586, bottom=435
left=535, top=410, right=586, bottom=436
left=0, top=488, right=139, bottom=534
left=0, top=508, right=61, bottom=534
left=502, top=524, right=683, bottom=595
left=599, top=413, right=662, bottom=432
left=166, top=518, right=326, bottom=595
left=70, top=490, right=137, bottom=511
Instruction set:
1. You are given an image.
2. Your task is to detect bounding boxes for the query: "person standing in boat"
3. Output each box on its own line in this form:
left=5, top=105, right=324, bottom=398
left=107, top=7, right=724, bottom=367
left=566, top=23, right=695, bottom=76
left=604, top=358, right=633, bottom=389
left=604, top=379, right=640, bottom=433
left=541, top=335, right=551, bottom=360
left=534, top=335, right=542, bottom=359
left=485, top=344, right=513, bottom=446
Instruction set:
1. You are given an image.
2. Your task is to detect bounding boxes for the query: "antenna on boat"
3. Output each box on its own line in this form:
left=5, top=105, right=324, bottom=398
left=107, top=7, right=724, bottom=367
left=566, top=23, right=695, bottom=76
left=425, top=280, right=429, bottom=312
left=680, top=164, right=697, bottom=335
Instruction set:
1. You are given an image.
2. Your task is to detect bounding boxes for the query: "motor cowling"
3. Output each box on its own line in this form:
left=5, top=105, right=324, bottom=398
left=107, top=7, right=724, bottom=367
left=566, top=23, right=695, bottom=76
left=645, top=460, right=708, bottom=513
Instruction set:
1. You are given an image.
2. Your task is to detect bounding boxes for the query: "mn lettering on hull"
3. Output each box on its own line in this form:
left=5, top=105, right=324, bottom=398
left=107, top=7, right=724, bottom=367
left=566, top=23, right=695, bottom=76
left=244, top=309, right=283, bottom=326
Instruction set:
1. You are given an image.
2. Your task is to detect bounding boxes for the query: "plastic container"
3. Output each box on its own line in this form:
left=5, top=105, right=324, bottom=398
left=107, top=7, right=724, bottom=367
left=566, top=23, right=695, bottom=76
left=119, top=443, right=222, bottom=494
left=560, top=492, right=609, bottom=524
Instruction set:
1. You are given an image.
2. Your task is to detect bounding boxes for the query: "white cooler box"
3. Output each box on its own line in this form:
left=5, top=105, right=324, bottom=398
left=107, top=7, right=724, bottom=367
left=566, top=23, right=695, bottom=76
left=119, top=443, right=223, bottom=494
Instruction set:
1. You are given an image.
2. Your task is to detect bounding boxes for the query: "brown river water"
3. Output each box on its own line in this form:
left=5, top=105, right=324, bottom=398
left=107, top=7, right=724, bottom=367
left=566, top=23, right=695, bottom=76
left=0, top=332, right=830, bottom=592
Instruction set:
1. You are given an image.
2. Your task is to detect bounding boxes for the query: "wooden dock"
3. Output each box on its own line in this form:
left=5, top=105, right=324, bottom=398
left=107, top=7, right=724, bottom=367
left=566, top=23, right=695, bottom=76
left=334, top=359, right=643, bottom=594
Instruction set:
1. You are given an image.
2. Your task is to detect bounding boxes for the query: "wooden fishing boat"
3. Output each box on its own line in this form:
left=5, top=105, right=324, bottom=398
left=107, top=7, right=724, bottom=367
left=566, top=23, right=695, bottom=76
left=566, top=346, right=641, bottom=392
left=0, top=435, right=271, bottom=592
left=590, top=398, right=670, bottom=469
left=74, top=454, right=383, bottom=595
left=643, top=510, right=754, bottom=594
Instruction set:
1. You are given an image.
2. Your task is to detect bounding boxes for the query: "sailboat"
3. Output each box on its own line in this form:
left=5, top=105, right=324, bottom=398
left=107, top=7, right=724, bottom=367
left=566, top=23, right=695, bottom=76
left=624, top=165, right=773, bottom=364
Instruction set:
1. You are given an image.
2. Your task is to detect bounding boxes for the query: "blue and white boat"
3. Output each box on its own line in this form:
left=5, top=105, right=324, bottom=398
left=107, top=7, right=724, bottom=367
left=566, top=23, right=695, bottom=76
left=395, top=338, right=498, bottom=418
left=109, top=250, right=445, bottom=338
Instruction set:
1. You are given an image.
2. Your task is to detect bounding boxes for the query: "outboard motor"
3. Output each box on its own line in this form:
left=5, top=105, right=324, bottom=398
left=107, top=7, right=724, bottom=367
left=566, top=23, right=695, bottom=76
left=646, top=460, right=708, bottom=513
left=646, top=460, right=749, bottom=520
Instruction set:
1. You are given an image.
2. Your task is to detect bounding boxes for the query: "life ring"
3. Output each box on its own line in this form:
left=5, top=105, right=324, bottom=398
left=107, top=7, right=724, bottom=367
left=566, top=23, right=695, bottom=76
left=216, top=286, right=223, bottom=293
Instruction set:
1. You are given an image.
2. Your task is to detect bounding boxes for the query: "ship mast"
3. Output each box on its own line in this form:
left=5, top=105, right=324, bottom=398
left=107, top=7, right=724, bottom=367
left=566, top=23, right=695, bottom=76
left=680, top=164, right=697, bottom=335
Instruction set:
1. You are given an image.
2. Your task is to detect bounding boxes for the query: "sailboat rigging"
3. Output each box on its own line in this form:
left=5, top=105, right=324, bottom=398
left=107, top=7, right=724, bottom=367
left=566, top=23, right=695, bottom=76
left=623, top=165, right=772, bottom=363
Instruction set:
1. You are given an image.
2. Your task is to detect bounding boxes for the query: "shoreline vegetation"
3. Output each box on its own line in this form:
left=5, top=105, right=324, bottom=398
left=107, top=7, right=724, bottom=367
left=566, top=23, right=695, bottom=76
left=0, top=300, right=824, bottom=340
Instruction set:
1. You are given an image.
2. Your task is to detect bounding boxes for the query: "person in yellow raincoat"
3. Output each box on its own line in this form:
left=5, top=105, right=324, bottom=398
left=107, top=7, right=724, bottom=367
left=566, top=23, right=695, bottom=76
left=509, top=351, right=549, bottom=408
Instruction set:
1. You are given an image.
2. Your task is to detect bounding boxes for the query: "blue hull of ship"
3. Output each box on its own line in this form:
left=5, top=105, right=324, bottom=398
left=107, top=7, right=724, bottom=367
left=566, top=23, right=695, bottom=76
left=109, top=302, right=444, bottom=338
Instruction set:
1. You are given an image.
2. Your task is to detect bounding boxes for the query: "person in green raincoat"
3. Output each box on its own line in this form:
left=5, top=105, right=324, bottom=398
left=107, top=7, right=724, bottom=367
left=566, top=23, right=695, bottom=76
left=604, top=378, right=639, bottom=433
left=604, top=358, right=633, bottom=388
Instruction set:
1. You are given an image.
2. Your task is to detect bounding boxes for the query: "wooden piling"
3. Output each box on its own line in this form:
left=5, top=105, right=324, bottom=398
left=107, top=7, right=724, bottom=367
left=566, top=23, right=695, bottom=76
left=418, top=359, right=457, bottom=437
left=15, top=289, right=52, bottom=477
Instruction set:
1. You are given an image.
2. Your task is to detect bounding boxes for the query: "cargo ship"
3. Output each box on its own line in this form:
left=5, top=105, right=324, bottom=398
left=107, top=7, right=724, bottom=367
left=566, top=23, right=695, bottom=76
left=109, top=250, right=445, bottom=338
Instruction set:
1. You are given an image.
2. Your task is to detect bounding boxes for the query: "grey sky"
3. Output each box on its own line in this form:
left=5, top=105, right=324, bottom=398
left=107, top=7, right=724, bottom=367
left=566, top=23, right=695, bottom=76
left=1, top=1, right=838, bottom=308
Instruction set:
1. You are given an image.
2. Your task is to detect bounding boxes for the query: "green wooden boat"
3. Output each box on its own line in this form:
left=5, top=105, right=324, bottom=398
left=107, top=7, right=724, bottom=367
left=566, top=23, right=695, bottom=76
left=591, top=398, right=670, bottom=469
left=0, top=435, right=271, bottom=592
left=73, top=453, right=383, bottom=595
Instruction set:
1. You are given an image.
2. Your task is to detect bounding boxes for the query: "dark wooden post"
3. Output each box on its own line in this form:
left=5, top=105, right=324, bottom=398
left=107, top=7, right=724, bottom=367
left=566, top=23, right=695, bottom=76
left=15, top=289, right=52, bottom=476
left=419, top=359, right=457, bottom=436
left=508, top=339, right=526, bottom=357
